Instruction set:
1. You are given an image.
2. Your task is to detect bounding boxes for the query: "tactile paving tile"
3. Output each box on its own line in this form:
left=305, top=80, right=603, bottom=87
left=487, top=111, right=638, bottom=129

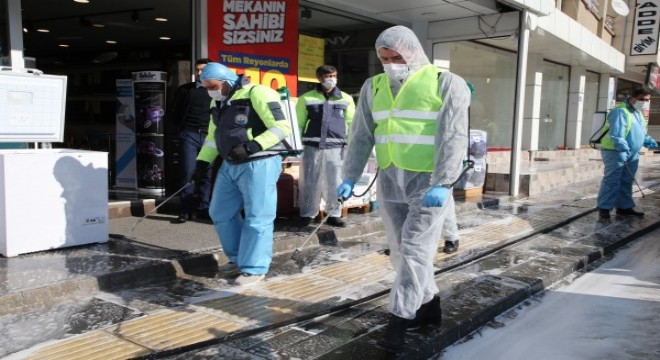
left=26, top=330, right=151, bottom=360
left=196, top=289, right=307, bottom=324
left=261, top=274, right=351, bottom=302
left=105, top=309, right=244, bottom=351
left=352, top=252, right=393, bottom=268
left=314, top=258, right=390, bottom=284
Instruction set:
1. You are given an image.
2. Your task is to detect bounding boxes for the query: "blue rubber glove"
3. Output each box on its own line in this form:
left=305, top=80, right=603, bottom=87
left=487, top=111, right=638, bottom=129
left=422, top=185, right=450, bottom=207
left=644, top=136, right=658, bottom=149
left=336, top=179, right=355, bottom=200
left=617, top=151, right=628, bottom=163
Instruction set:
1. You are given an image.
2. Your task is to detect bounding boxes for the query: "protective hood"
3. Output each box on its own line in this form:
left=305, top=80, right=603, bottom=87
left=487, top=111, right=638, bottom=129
left=374, top=25, right=430, bottom=72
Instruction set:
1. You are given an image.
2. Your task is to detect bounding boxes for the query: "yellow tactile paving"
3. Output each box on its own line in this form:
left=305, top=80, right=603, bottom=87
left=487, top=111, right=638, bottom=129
left=26, top=330, right=151, bottom=360
left=197, top=290, right=306, bottom=324
left=262, top=274, right=352, bottom=302
left=352, top=252, right=392, bottom=267
left=105, top=309, right=244, bottom=351
left=314, top=260, right=390, bottom=283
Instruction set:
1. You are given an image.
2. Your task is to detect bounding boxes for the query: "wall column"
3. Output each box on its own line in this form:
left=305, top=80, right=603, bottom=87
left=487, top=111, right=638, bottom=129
left=566, top=66, right=586, bottom=149
left=522, top=53, right=544, bottom=150
left=597, top=74, right=615, bottom=111
left=7, top=0, right=24, bottom=70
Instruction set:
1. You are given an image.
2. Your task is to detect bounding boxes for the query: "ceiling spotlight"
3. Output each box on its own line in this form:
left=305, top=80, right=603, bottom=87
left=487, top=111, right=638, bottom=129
left=155, top=17, right=168, bottom=22
left=159, top=36, right=171, bottom=40
left=74, top=0, right=89, bottom=3
left=106, top=40, right=117, bottom=44
left=37, top=28, right=50, bottom=33
left=23, top=22, right=34, bottom=33
left=301, top=7, right=312, bottom=20
left=59, top=44, right=70, bottom=48
left=131, top=11, right=140, bottom=23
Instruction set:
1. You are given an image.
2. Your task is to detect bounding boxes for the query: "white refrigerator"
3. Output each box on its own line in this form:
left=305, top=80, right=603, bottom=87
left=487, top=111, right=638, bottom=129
left=0, top=149, right=108, bottom=257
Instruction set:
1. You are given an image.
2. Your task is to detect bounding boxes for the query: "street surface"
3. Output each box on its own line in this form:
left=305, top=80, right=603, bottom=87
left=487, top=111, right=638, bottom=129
left=440, top=228, right=660, bottom=360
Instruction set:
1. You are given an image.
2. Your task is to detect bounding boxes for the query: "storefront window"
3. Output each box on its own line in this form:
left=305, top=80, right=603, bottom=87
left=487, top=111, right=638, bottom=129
left=580, top=71, right=600, bottom=146
left=433, top=41, right=517, bottom=148
left=539, top=61, right=569, bottom=150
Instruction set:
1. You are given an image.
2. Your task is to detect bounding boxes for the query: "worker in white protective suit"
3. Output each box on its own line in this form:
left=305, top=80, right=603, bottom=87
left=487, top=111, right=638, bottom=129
left=336, top=25, right=470, bottom=352
left=442, top=196, right=460, bottom=253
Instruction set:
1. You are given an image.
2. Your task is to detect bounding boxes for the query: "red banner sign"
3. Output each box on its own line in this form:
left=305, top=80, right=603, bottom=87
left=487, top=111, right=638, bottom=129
left=207, top=0, right=298, bottom=95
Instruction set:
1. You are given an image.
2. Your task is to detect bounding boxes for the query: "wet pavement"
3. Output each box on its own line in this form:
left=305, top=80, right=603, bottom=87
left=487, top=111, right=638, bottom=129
left=2, top=157, right=660, bottom=359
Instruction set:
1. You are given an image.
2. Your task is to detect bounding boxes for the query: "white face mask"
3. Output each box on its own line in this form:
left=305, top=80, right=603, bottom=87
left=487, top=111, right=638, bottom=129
left=322, top=78, right=337, bottom=90
left=633, top=100, right=644, bottom=111
left=383, top=63, right=409, bottom=82
left=208, top=90, right=226, bottom=102
left=642, top=101, right=650, bottom=111
left=207, top=81, right=228, bottom=102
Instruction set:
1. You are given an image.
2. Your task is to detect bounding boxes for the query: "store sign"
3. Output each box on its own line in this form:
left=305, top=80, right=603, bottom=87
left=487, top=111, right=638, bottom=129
left=631, top=0, right=660, bottom=56
left=298, top=34, right=324, bottom=83
left=207, top=0, right=298, bottom=94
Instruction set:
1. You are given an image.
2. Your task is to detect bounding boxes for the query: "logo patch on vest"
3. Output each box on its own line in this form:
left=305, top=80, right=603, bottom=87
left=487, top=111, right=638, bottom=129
left=234, top=114, right=248, bottom=126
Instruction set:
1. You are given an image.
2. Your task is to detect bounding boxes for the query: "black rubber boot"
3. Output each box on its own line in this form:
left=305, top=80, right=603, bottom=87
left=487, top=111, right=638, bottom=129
left=408, top=296, right=442, bottom=330
left=377, top=315, right=409, bottom=352
left=616, top=208, right=644, bottom=217
left=443, top=240, right=459, bottom=254
left=598, top=208, right=611, bottom=219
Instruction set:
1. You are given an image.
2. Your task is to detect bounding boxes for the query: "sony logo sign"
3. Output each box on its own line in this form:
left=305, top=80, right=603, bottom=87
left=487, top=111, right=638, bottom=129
left=326, top=35, right=351, bottom=47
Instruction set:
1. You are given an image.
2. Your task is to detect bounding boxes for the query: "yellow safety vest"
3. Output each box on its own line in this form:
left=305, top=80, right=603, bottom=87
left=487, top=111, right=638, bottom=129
left=600, top=102, right=633, bottom=150
left=371, top=64, right=442, bottom=172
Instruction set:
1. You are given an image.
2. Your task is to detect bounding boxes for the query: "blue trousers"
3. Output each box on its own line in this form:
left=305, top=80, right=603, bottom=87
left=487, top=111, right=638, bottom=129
left=179, top=129, right=213, bottom=212
left=596, top=150, right=638, bottom=210
left=209, top=156, right=281, bottom=275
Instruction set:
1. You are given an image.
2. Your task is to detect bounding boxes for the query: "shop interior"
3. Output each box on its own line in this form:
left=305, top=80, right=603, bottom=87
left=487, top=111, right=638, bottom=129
left=3, top=0, right=392, bottom=189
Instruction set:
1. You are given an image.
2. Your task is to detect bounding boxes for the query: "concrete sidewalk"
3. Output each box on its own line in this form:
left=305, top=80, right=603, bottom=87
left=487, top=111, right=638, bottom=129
left=2, top=159, right=660, bottom=359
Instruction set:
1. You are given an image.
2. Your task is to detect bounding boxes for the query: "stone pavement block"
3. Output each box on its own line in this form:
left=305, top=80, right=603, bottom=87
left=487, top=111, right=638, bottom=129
left=441, top=275, right=531, bottom=335
left=0, top=292, right=23, bottom=316
left=177, top=253, right=222, bottom=274
left=515, top=233, right=603, bottom=265
left=235, top=327, right=312, bottom=358
left=545, top=212, right=607, bottom=240
left=315, top=276, right=530, bottom=360
left=95, top=261, right=178, bottom=292
left=165, top=344, right=263, bottom=360
left=577, top=214, right=660, bottom=252
left=459, top=248, right=531, bottom=276
left=20, top=281, right=82, bottom=311
left=215, top=296, right=389, bottom=359
left=498, top=253, right=585, bottom=295
left=276, top=305, right=389, bottom=358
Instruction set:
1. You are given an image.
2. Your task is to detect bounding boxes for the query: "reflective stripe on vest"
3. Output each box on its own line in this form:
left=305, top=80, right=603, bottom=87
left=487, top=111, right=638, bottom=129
left=601, top=102, right=634, bottom=150
left=371, top=64, right=442, bottom=171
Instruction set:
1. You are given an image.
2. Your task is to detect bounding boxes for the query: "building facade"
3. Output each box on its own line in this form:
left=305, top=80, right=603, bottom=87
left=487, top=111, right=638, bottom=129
left=1, top=0, right=654, bottom=195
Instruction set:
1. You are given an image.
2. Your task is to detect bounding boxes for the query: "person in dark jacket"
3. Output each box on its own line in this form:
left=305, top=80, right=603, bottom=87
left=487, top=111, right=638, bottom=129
left=195, top=62, right=291, bottom=287
left=168, top=58, right=214, bottom=223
